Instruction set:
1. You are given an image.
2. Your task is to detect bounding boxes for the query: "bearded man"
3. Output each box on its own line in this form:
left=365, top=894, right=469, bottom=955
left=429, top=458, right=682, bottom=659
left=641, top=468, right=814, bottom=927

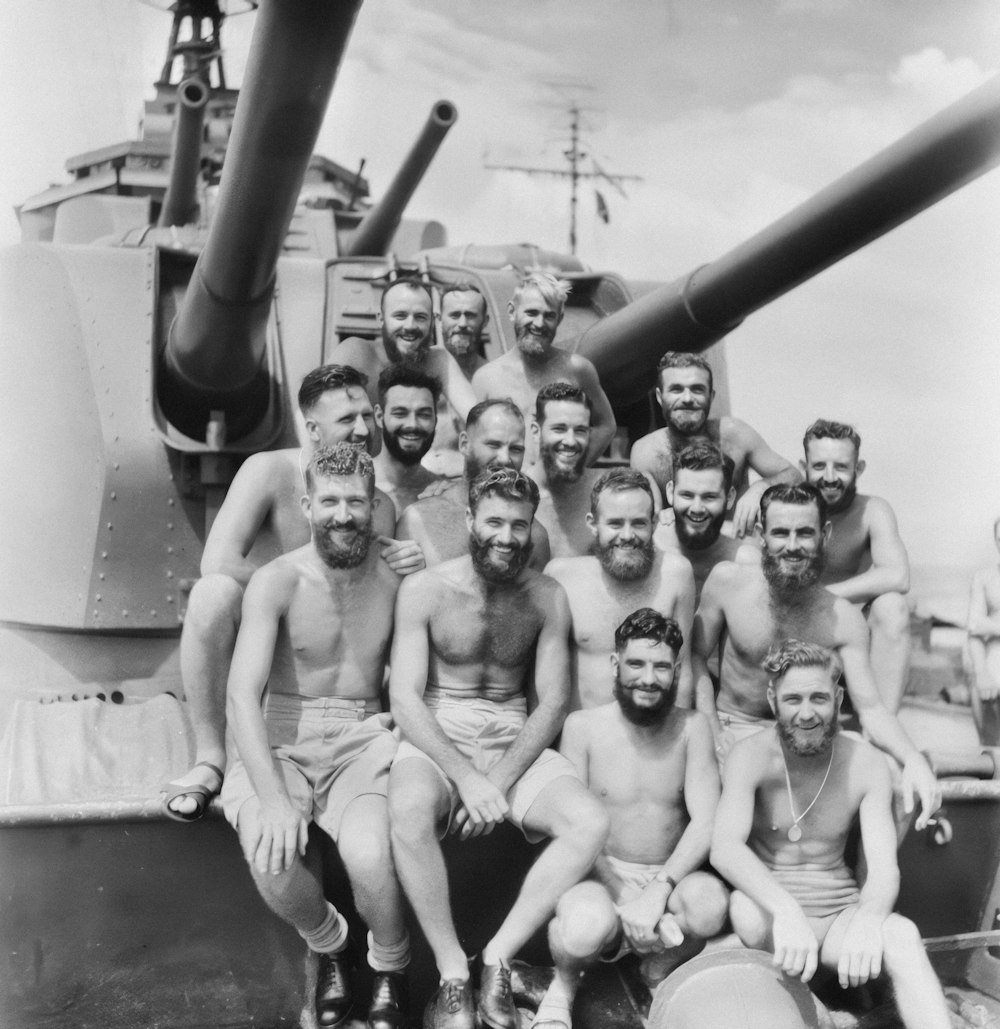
left=630, top=351, right=799, bottom=536
left=691, top=484, right=939, bottom=832
left=530, top=609, right=727, bottom=1029
left=546, top=470, right=695, bottom=710
left=327, top=278, right=477, bottom=423
left=471, top=272, right=616, bottom=466
left=711, top=639, right=950, bottom=1029
left=655, top=441, right=744, bottom=602
left=388, top=467, right=609, bottom=1029
left=372, top=364, right=443, bottom=515
left=222, top=443, right=410, bottom=1029
left=801, top=420, right=911, bottom=712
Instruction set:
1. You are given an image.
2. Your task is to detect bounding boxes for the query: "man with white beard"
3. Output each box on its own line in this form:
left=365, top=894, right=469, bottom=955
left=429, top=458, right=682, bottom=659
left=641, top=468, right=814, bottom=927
left=546, top=470, right=695, bottom=709
left=801, top=420, right=911, bottom=712
left=472, top=272, right=616, bottom=466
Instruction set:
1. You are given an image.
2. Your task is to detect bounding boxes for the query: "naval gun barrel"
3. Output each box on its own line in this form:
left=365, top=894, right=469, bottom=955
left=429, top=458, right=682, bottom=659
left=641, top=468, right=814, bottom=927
left=161, top=0, right=363, bottom=440
left=346, top=100, right=458, bottom=257
left=158, top=75, right=210, bottom=229
left=579, top=74, right=1000, bottom=407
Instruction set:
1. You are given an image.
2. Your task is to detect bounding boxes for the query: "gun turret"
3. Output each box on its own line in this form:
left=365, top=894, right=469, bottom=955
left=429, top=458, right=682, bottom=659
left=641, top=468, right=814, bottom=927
left=160, top=0, right=363, bottom=441
left=579, top=73, right=1000, bottom=408
left=346, top=100, right=458, bottom=258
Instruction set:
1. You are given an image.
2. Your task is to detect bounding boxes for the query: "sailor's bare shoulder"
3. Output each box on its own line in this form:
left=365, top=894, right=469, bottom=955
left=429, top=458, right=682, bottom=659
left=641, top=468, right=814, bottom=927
left=543, top=554, right=598, bottom=586
left=702, top=557, right=746, bottom=594
left=630, top=428, right=669, bottom=461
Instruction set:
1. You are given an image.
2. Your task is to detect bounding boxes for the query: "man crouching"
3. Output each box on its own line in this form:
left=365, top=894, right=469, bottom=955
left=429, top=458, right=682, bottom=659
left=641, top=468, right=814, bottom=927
left=535, top=609, right=728, bottom=1029
left=222, top=443, right=409, bottom=1029
left=387, top=467, right=609, bottom=1029
left=710, top=639, right=950, bottom=1029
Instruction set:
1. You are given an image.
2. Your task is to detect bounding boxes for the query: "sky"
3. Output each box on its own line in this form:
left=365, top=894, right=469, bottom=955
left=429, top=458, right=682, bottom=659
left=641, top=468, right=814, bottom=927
left=2, top=0, right=1000, bottom=603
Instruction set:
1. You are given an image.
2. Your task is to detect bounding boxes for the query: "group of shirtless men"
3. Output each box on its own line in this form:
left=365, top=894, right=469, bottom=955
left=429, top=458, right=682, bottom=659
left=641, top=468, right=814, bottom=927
left=158, top=272, right=955, bottom=1029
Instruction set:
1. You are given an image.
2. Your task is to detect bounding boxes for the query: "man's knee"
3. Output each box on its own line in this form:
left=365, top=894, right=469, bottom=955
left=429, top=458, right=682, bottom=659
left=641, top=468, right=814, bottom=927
left=339, top=813, right=393, bottom=881
left=550, top=882, right=617, bottom=961
left=672, top=873, right=728, bottom=938
left=185, top=573, right=243, bottom=634
left=881, top=913, right=924, bottom=966
left=868, top=593, right=910, bottom=637
left=387, top=764, right=444, bottom=845
left=548, top=783, right=610, bottom=853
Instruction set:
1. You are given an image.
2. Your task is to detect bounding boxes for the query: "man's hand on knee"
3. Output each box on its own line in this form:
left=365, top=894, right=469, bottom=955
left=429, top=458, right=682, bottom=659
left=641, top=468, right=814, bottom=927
left=836, top=910, right=884, bottom=989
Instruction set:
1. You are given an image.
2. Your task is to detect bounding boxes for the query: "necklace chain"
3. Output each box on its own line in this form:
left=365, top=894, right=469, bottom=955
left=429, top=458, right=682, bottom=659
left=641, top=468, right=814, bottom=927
left=780, top=739, right=835, bottom=841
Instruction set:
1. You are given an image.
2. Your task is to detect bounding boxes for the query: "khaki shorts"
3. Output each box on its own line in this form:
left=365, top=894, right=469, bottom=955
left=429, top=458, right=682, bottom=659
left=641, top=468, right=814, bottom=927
left=393, top=693, right=578, bottom=843
left=221, top=693, right=397, bottom=841
left=769, top=861, right=860, bottom=944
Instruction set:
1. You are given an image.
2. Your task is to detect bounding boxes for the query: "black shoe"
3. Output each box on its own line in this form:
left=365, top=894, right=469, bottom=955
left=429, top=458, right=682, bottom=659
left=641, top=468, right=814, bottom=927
left=423, top=978, right=475, bottom=1029
left=315, top=945, right=355, bottom=1028
left=368, top=970, right=408, bottom=1029
left=477, top=960, right=517, bottom=1029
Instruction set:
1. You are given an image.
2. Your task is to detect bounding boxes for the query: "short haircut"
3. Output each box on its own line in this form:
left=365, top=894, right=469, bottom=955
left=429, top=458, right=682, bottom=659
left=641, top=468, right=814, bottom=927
left=512, top=271, right=571, bottom=313
left=298, top=364, right=368, bottom=414
left=535, top=381, right=592, bottom=425
left=759, top=482, right=827, bottom=529
left=466, top=397, right=524, bottom=432
left=673, top=441, right=735, bottom=494
left=380, top=277, right=434, bottom=313
left=376, top=363, right=442, bottom=408
left=614, top=607, right=684, bottom=658
left=763, top=638, right=842, bottom=686
left=590, top=469, right=655, bottom=517
left=656, top=351, right=713, bottom=393
left=803, top=419, right=862, bottom=455
left=305, top=442, right=375, bottom=497
left=468, top=466, right=539, bottom=516
left=441, top=281, right=486, bottom=308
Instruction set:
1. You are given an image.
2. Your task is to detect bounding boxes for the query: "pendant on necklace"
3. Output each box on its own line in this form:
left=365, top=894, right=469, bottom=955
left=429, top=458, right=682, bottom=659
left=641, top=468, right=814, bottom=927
left=787, top=824, right=802, bottom=842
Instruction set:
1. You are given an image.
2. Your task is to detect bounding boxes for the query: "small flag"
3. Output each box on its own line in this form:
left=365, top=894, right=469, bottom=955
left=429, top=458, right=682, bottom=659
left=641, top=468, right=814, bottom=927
left=595, top=189, right=610, bottom=224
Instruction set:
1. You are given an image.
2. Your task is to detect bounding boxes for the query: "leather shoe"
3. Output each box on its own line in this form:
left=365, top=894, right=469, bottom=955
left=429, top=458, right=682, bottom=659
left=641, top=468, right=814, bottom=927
left=368, top=970, right=408, bottom=1029
left=315, top=945, right=355, bottom=1027
left=423, top=977, right=475, bottom=1029
left=477, top=960, right=517, bottom=1029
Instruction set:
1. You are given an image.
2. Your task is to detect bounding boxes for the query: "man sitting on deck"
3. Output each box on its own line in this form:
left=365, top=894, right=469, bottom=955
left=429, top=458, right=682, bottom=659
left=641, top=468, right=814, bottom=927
left=160, top=364, right=422, bottom=821
left=387, top=467, right=608, bottom=1029
left=801, top=419, right=912, bottom=712
left=711, top=638, right=950, bottom=1029
left=533, top=609, right=727, bottom=1029
left=222, top=444, right=410, bottom=1029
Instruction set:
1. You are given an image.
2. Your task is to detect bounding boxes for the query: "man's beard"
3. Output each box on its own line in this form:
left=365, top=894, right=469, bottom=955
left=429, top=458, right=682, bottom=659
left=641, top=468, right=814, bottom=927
left=762, top=545, right=825, bottom=592
left=469, top=532, right=533, bottom=584
left=777, top=716, right=838, bottom=757
left=465, top=454, right=509, bottom=484
left=614, top=678, right=674, bottom=727
left=515, top=325, right=553, bottom=357
left=666, top=406, right=709, bottom=436
left=540, top=440, right=586, bottom=484
left=674, top=507, right=726, bottom=551
left=445, top=328, right=479, bottom=357
left=382, top=426, right=433, bottom=466
left=382, top=329, right=429, bottom=366
left=814, top=477, right=857, bottom=516
left=596, top=537, right=655, bottom=581
left=315, top=518, right=375, bottom=569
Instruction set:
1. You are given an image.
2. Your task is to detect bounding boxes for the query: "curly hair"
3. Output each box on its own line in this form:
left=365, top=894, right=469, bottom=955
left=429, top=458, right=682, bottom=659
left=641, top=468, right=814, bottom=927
left=614, top=607, right=684, bottom=657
